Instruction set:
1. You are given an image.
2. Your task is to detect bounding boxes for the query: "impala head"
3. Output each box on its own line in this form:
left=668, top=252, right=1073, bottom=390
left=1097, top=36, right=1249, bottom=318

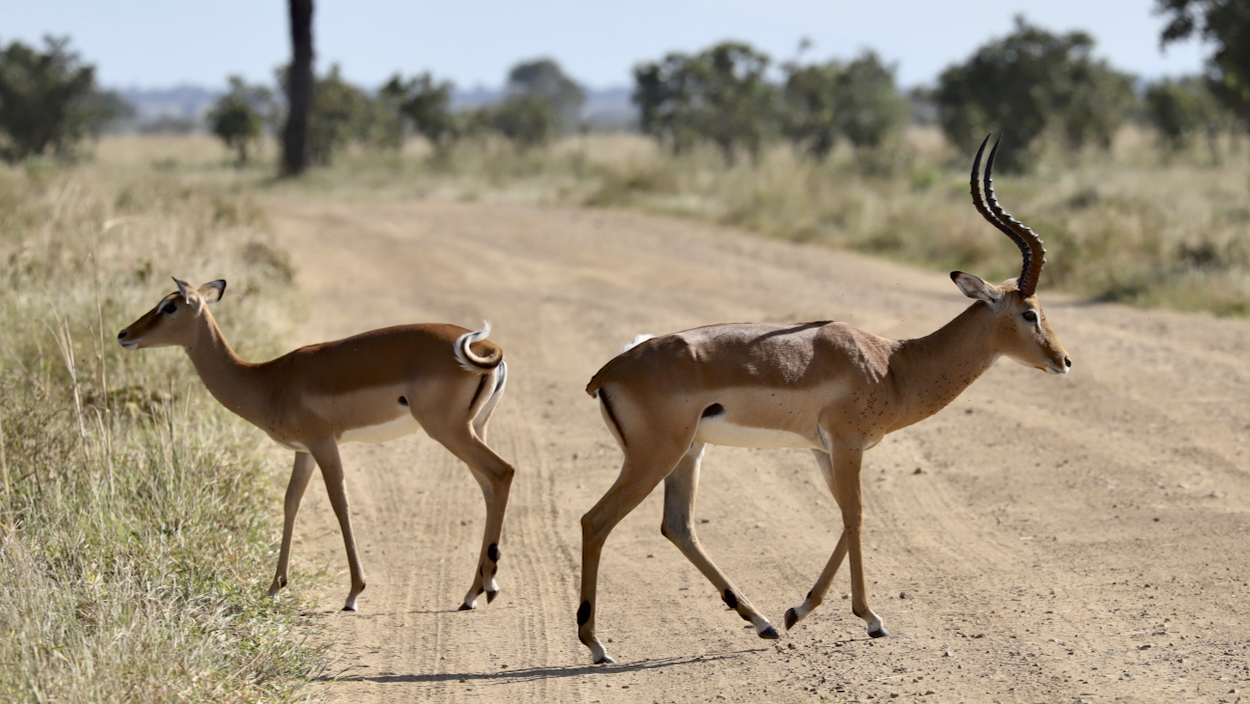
left=953, top=135, right=1071, bottom=375
left=117, top=278, right=226, bottom=350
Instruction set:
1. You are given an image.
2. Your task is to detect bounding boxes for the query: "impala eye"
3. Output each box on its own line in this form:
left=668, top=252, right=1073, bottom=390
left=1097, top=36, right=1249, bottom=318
left=1022, top=310, right=1038, bottom=324
left=161, top=302, right=177, bottom=315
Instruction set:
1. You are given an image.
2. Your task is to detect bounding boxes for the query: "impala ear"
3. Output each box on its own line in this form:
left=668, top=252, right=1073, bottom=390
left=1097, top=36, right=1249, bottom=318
left=951, top=271, right=1002, bottom=304
left=198, top=280, right=226, bottom=305
left=172, top=277, right=207, bottom=312
left=173, top=277, right=193, bottom=301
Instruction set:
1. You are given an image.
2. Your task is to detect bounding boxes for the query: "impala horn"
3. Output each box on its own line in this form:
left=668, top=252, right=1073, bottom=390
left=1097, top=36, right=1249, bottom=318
left=969, top=134, right=1047, bottom=298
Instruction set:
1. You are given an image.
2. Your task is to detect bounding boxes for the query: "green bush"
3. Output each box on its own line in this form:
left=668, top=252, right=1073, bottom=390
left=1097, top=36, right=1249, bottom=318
left=0, top=36, right=127, bottom=163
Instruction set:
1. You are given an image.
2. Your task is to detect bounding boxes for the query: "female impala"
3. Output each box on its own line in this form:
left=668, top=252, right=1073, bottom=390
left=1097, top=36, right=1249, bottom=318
left=119, top=279, right=516, bottom=612
left=577, top=136, right=1071, bottom=664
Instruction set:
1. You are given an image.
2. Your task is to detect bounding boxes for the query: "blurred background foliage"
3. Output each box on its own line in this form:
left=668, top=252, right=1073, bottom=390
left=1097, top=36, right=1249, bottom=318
left=3, top=12, right=1241, bottom=316
left=3, top=12, right=1248, bottom=177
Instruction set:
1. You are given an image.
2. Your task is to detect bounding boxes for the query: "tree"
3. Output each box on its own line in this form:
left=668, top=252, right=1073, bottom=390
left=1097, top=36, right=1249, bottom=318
left=308, top=64, right=370, bottom=165
left=1157, top=0, right=1250, bottom=124
left=782, top=51, right=908, bottom=163
left=833, top=51, right=909, bottom=152
left=207, top=76, right=272, bottom=165
left=0, top=36, right=104, bottom=162
left=281, top=0, right=313, bottom=176
left=634, top=51, right=701, bottom=155
left=478, top=94, right=558, bottom=151
left=506, top=59, right=584, bottom=133
left=782, top=59, right=843, bottom=161
left=1144, top=75, right=1235, bottom=160
left=935, top=16, right=1134, bottom=171
left=634, top=41, right=778, bottom=165
left=382, top=72, right=458, bottom=154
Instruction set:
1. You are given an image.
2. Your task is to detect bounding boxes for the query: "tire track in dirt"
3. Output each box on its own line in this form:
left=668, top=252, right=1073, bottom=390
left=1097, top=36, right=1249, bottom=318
left=265, top=197, right=1250, bottom=703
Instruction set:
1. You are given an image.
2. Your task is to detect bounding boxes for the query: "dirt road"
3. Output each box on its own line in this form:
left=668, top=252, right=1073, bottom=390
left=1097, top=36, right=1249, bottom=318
left=265, top=198, right=1250, bottom=703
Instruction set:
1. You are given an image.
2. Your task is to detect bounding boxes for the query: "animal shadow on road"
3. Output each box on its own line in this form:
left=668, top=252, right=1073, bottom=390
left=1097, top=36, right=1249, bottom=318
left=313, top=651, right=748, bottom=686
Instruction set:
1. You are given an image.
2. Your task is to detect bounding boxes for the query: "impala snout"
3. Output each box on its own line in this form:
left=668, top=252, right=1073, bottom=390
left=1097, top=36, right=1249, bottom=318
left=1044, top=355, right=1072, bottom=375
left=1034, top=340, right=1071, bottom=375
left=118, top=328, right=139, bottom=350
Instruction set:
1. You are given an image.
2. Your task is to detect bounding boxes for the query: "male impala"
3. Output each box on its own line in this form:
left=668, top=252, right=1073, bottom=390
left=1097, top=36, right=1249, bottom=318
left=577, top=136, right=1071, bottom=664
left=119, top=279, right=516, bottom=612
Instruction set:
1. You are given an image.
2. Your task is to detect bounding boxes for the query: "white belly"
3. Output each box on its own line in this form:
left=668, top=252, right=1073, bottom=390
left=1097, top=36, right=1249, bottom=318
left=339, top=414, right=422, bottom=444
left=695, top=416, right=821, bottom=450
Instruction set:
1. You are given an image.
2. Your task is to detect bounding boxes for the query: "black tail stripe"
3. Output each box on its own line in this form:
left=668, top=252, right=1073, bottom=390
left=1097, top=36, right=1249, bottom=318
left=598, top=388, right=626, bottom=449
left=470, top=373, right=490, bottom=411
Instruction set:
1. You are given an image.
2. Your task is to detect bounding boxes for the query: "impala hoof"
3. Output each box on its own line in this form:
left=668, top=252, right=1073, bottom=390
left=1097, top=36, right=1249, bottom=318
left=485, top=589, right=499, bottom=604
left=594, top=654, right=616, bottom=665
left=759, top=626, right=780, bottom=640
left=342, top=604, right=357, bottom=612
left=868, top=626, right=891, bottom=639
left=458, top=602, right=475, bottom=611
left=784, top=607, right=799, bottom=630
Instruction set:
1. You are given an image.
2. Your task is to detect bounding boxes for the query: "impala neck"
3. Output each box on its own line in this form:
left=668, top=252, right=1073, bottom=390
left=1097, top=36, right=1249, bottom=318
left=182, top=309, right=267, bottom=424
left=891, top=301, right=1001, bottom=425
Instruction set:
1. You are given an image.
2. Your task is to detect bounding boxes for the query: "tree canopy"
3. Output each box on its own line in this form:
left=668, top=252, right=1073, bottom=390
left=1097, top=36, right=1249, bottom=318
left=507, top=58, right=584, bottom=133
left=634, top=42, right=778, bottom=164
left=935, top=16, right=1135, bottom=171
left=1158, top=0, right=1250, bottom=124
left=207, top=75, right=273, bottom=165
left=0, top=36, right=123, bottom=162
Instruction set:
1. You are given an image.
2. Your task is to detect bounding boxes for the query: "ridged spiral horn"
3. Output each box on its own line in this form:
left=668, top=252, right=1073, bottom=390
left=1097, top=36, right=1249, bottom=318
left=969, top=134, right=1047, bottom=298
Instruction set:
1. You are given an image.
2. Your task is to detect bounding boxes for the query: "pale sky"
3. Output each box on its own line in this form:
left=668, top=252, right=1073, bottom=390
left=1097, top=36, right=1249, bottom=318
left=0, top=0, right=1208, bottom=91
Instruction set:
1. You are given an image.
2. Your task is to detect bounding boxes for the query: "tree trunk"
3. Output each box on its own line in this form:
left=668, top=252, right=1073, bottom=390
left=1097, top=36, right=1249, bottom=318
left=282, top=0, right=314, bottom=176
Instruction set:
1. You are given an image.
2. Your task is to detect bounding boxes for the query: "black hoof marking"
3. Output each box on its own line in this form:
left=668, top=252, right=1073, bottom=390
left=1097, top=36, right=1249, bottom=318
left=869, top=627, right=891, bottom=638
left=759, top=626, right=780, bottom=639
left=487, top=543, right=501, bottom=562
left=722, top=589, right=738, bottom=609
left=342, top=605, right=357, bottom=612
left=457, top=603, right=474, bottom=611
left=485, top=589, right=499, bottom=604
left=594, top=655, right=617, bottom=665
left=577, top=600, right=592, bottom=626
left=784, top=608, right=799, bottom=630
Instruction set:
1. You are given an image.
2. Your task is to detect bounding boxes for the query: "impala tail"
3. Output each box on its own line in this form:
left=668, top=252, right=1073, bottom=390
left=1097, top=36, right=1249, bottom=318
left=586, top=333, right=654, bottom=398
left=454, top=323, right=503, bottom=371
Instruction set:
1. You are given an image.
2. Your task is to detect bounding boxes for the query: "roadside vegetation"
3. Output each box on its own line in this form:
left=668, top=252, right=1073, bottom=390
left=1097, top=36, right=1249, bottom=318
left=188, top=15, right=1250, bottom=317
left=239, top=122, right=1244, bottom=317
left=0, top=151, right=321, bottom=702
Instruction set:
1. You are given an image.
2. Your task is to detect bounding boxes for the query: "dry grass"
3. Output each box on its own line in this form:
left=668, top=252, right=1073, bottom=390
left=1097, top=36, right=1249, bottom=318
left=0, top=145, right=320, bottom=703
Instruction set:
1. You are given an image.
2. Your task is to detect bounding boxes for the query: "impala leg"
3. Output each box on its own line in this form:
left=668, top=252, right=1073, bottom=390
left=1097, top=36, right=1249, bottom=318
left=785, top=450, right=850, bottom=628
left=307, top=440, right=367, bottom=611
left=785, top=532, right=849, bottom=629
left=579, top=454, right=678, bottom=665
left=470, top=361, right=507, bottom=444
left=828, top=444, right=887, bottom=638
left=269, top=451, right=316, bottom=598
left=428, top=424, right=516, bottom=611
left=662, top=443, right=778, bottom=639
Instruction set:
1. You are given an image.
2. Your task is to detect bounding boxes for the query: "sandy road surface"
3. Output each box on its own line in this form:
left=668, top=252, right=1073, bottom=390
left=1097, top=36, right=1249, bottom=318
left=263, top=198, right=1250, bottom=703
